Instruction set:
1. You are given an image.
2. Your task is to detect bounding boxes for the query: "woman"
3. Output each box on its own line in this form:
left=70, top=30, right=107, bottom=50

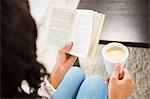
left=1, top=0, right=134, bottom=98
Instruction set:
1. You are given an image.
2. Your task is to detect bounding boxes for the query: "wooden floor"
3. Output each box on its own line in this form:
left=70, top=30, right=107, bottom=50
left=78, top=0, right=149, bottom=44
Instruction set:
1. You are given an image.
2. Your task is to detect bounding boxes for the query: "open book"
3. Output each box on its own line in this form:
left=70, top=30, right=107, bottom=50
left=44, top=5, right=105, bottom=59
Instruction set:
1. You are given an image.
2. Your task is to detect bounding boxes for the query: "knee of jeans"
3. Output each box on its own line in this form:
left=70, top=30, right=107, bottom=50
left=67, top=67, right=85, bottom=80
left=76, top=75, right=108, bottom=99
left=81, top=75, right=108, bottom=92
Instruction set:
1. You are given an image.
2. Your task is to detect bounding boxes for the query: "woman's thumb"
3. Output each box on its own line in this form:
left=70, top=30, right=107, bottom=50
left=112, top=64, right=121, bottom=78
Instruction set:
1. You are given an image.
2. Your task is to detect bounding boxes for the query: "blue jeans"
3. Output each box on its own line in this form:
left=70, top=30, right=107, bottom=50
left=52, top=67, right=108, bottom=99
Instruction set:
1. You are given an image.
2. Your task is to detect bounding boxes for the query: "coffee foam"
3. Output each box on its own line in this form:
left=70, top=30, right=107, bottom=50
left=105, top=47, right=126, bottom=62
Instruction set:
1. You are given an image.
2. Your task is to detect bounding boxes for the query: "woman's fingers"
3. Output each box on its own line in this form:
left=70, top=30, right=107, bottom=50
left=64, top=55, right=77, bottom=67
left=60, top=55, right=77, bottom=73
left=121, top=68, right=132, bottom=81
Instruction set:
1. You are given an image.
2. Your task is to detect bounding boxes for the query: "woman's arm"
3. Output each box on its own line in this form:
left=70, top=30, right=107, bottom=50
left=48, top=42, right=77, bottom=89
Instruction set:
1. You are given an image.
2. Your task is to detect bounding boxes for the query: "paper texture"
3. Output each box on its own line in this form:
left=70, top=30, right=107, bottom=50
left=69, top=10, right=93, bottom=58
left=46, top=6, right=76, bottom=49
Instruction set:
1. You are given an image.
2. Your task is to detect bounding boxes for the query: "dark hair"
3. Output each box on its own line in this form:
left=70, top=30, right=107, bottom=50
left=1, top=0, right=47, bottom=98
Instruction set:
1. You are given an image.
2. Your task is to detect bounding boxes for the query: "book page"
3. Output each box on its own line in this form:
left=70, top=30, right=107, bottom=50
left=89, top=13, right=105, bottom=59
left=69, top=10, right=94, bottom=58
left=88, top=12, right=100, bottom=58
left=46, top=5, right=76, bottom=49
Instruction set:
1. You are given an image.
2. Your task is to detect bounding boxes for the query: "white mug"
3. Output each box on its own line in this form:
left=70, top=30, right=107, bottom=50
left=102, top=42, right=129, bottom=75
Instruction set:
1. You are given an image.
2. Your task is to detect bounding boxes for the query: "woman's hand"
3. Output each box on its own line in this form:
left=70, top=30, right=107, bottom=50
left=49, top=42, right=77, bottom=88
left=108, top=65, right=135, bottom=99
